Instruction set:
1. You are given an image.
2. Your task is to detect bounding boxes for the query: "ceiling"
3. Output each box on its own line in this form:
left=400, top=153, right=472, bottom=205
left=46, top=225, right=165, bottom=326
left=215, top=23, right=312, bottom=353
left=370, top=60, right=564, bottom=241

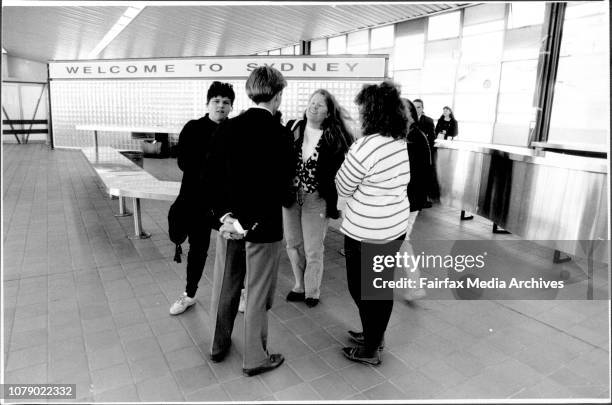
left=2, top=3, right=465, bottom=62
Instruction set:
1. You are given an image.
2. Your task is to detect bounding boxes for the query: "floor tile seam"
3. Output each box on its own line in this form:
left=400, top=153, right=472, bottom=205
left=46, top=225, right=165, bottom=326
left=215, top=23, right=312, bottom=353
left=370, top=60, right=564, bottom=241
left=490, top=300, right=603, bottom=352
left=356, top=378, right=402, bottom=398
left=156, top=313, right=215, bottom=399
left=48, top=301, right=93, bottom=388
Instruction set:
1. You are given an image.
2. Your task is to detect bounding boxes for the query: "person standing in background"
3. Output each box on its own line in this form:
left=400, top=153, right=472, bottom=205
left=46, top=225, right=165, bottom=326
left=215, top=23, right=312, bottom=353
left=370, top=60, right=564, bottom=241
left=414, top=98, right=439, bottom=207
left=169, top=81, right=235, bottom=315
left=207, top=66, right=294, bottom=377
left=283, top=89, right=353, bottom=308
left=400, top=98, right=432, bottom=302
left=413, top=99, right=435, bottom=151
left=435, top=106, right=458, bottom=140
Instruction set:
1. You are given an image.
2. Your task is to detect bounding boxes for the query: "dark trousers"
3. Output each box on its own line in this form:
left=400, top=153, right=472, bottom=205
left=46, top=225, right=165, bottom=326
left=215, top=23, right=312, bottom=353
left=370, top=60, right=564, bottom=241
left=429, top=148, right=441, bottom=201
left=344, top=235, right=402, bottom=355
left=185, top=226, right=212, bottom=298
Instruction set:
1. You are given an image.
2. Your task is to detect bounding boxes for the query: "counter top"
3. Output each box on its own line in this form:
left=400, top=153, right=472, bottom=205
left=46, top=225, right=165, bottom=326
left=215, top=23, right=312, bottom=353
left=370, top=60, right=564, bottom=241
left=531, top=141, right=608, bottom=154
left=76, top=124, right=181, bottom=133
left=435, top=140, right=607, bottom=173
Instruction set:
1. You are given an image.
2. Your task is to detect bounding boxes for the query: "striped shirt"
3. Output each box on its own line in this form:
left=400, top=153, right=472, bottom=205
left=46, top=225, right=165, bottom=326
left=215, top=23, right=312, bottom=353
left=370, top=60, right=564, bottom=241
left=335, top=134, right=411, bottom=241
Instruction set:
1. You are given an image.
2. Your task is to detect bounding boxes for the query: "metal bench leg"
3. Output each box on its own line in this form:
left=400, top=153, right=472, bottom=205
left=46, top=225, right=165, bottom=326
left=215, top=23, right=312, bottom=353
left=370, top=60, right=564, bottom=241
left=114, top=196, right=133, bottom=217
left=553, top=249, right=571, bottom=264
left=460, top=210, right=474, bottom=220
left=492, top=223, right=510, bottom=234
left=128, top=198, right=151, bottom=239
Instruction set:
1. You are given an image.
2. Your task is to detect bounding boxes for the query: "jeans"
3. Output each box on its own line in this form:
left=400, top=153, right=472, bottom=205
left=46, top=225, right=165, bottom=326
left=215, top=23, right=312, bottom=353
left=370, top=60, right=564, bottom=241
left=282, top=190, right=329, bottom=299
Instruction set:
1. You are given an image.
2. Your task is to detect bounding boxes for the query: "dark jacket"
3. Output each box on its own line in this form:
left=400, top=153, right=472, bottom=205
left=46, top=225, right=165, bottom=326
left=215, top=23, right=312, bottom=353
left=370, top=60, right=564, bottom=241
left=206, top=108, right=294, bottom=243
left=407, top=126, right=433, bottom=212
left=285, top=119, right=351, bottom=219
left=176, top=114, right=219, bottom=224
left=435, top=117, right=458, bottom=140
left=417, top=114, right=436, bottom=150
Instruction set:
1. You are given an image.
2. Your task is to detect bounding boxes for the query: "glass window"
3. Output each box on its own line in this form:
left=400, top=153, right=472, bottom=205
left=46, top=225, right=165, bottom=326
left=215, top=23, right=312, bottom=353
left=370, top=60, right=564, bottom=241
left=427, top=11, right=460, bottom=41
left=508, top=3, right=546, bottom=29
left=455, top=64, right=501, bottom=95
left=294, top=44, right=301, bottom=55
left=461, top=31, right=504, bottom=63
left=393, top=70, right=422, bottom=95
left=347, top=30, right=369, bottom=54
left=503, top=25, right=543, bottom=61
left=256, top=51, right=267, bottom=56
left=564, top=1, right=606, bottom=19
left=268, top=49, right=281, bottom=55
left=560, top=12, right=608, bottom=56
left=463, top=20, right=505, bottom=36
left=548, top=2, right=609, bottom=145
left=393, top=34, right=424, bottom=70
left=280, top=46, right=294, bottom=55
left=422, top=65, right=456, bottom=94
left=370, top=25, right=394, bottom=50
left=464, top=3, right=506, bottom=26
left=328, top=35, right=347, bottom=54
left=310, top=38, right=327, bottom=55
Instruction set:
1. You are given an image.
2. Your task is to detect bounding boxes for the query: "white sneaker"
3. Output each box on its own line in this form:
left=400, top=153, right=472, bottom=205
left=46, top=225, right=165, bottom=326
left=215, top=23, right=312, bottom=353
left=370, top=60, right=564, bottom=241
left=238, top=289, right=246, bottom=313
left=169, top=292, right=196, bottom=315
left=404, top=288, right=427, bottom=302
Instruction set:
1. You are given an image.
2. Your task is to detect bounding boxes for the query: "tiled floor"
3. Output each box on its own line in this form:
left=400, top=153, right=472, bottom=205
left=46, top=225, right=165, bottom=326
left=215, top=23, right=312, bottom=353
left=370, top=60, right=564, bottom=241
left=2, top=144, right=610, bottom=402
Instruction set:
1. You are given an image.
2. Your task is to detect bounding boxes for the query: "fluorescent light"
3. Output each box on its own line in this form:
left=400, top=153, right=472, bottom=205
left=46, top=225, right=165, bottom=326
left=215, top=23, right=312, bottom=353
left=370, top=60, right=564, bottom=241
left=87, top=5, right=145, bottom=59
left=124, top=6, right=142, bottom=18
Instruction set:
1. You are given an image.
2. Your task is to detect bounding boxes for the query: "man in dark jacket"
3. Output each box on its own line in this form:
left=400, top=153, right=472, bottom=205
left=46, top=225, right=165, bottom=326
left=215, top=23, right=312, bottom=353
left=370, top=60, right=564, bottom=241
left=207, top=67, right=294, bottom=377
left=169, top=81, right=235, bottom=315
left=413, top=98, right=439, bottom=206
left=413, top=99, right=435, bottom=149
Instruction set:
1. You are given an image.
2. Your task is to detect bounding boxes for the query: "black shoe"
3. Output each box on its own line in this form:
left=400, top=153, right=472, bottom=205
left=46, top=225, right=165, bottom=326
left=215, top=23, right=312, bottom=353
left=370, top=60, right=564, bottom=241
left=210, top=345, right=231, bottom=363
left=242, top=354, right=285, bottom=376
left=348, top=330, right=384, bottom=350
left=342, top=346, right=381, bottom=366
left=305, top=298, right=319, bottom=308
left=423, top=201, right=433, bottom=208
left=286, top=291, right=305, bottom=302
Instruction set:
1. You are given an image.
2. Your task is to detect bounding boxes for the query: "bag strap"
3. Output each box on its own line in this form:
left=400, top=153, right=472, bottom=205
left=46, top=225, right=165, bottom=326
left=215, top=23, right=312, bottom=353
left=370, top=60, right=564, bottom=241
left=174, top=244, right=182, bottom=263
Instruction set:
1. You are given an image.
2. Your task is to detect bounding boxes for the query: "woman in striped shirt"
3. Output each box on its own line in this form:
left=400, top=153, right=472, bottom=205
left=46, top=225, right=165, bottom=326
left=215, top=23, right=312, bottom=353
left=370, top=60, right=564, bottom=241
left=335, top=80, right=410, bottom=366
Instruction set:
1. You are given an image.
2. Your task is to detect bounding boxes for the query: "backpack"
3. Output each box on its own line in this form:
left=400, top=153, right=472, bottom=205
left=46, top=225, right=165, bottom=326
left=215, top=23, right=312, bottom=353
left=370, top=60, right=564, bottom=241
left=168, top=193, right=189, bottom=263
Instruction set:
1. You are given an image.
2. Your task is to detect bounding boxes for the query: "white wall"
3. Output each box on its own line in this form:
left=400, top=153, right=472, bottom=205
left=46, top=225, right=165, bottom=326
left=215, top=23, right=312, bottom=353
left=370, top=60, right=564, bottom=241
left=3, top=54, right=48, bottom=82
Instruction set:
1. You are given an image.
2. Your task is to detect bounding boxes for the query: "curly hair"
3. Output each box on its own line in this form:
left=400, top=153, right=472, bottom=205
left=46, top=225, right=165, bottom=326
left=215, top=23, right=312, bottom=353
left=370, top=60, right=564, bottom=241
left=303, top=89, right=354, bottom=154
left=355, top=80, right=408, bottom=140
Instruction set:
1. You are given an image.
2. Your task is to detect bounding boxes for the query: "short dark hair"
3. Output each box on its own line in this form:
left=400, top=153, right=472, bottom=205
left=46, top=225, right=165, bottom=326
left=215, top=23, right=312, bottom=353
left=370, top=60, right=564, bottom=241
left=355, top=80, right=408, bottom=140
left=413, top=98, right=423, bottom=107
left=245, top=66, right=287, bottom=103
left=207, top=81, right=235, bottom=105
